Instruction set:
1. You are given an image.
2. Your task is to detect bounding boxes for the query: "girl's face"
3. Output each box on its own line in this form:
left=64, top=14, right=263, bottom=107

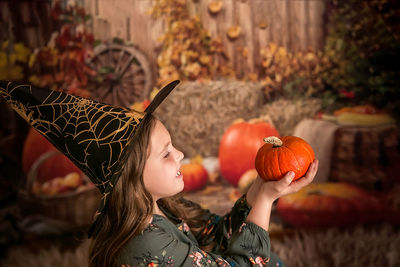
left=143, top=120, right=184, bottom=201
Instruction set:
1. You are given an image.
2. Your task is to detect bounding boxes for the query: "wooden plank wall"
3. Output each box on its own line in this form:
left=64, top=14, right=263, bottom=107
left=0, top=0, right=53, bottom=48
left=0, top=0, right=326, bottom=79
left=85, top=0, right=326, bottom=79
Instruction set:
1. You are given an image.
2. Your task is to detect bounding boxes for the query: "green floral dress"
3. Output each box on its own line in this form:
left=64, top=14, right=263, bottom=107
left=117, top=195, right=286, bottom=267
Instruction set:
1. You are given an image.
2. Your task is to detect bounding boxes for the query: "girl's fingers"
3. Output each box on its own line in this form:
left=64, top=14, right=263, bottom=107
left=289, top=160, right=319, bottom=192
left=275, top=171, right=295, bottom=191
left=263, top=160, right=319, bottom=197
left=306, top=159, right=319, bottom=179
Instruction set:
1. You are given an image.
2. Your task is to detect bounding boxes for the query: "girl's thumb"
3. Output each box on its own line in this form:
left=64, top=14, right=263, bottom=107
left=284, top=171, right=295, bottom=184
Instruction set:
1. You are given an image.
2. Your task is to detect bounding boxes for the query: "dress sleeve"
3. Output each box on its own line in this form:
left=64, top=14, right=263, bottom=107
left=194, top=194, right=252, bottom=250
left=117, top=221, right=276, bottom=267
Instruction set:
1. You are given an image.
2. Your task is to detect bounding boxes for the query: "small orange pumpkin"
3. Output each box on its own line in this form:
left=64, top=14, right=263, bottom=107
left=255, top=136, right=315, bottom=181
left=181, top=161, right=208, bottom=192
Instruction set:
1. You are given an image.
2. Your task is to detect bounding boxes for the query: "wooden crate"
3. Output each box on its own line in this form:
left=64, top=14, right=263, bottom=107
left=330, top=125, right=400, bottom=191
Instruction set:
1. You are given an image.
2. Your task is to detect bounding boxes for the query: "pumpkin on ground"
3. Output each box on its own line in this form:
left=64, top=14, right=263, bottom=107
left=255, top=136, right=314, bottom=181
left=22, top=128, right=83, bottom=183
left=181, top=157, right=209, bottom=192
left=218, top=118, right=279, bottom=187
left=276, top=183, right=385, bottom=227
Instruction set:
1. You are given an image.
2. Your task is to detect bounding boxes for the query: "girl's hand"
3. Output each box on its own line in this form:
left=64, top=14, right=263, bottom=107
left=245, top=160, right=318, bottom=231
left=259, top=159, right=319, bottom=202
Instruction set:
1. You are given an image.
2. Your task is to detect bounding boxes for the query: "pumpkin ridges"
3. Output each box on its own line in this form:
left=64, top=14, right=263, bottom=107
left=284, top=136, right=314, bottom=179
left=268, top=147, right=281, bottom=179
left=280, top=145, right=302, bottom=179
left=294, top=139, right=315, bottom=166
left=255, top=136, right=314, bottom=181
left=260, top=148, right=269, bottom=179
left=255, top=145, right=265, bottom=178
left=256, top=143, right=276, bottom=179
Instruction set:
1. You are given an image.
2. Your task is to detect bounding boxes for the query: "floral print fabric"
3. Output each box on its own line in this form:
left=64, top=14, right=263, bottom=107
left=117, top=195, right=285, bottom=267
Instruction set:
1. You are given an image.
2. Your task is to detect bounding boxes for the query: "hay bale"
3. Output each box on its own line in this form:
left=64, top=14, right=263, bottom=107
left=155, top=80, right=264, bottom=157
left=260, top=98, right=322, bottom=136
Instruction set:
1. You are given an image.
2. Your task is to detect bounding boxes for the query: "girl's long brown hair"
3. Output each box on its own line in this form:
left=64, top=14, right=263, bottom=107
left=89, top=115, right=209, bottom=267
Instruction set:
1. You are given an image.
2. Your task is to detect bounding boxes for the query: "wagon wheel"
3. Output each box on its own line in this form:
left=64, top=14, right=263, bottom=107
left=86, top=43, right=153, bottom=108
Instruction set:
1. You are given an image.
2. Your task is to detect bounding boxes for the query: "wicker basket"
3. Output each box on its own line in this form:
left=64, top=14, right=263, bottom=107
left=329, top=124, right=400, bottom=191
left=18, top=150, right=102, bottom=228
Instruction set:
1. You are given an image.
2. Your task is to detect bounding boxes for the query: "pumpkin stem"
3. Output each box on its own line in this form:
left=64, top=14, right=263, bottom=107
left=263, top=136, right=283, bottom=147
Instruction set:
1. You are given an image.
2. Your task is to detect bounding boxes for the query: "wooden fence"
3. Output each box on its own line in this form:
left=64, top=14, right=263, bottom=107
left=0, top=0, right=53, bottom=48
left=84, top=0, right=327, bottom=79
left=0, top=0, right=327, bottom=79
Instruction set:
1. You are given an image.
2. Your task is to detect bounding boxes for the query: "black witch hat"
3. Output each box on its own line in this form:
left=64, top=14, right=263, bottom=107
left=0, top=80, right=179, bottom=237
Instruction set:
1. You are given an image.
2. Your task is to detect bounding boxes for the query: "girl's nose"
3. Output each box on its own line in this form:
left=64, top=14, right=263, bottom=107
left=176, top=148, right=184, bottom=162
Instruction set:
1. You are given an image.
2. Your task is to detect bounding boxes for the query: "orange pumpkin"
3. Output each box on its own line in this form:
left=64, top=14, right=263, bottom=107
left=255, top=136, right=314, bottom=181
left=22, top=128, right=83, bottom=183
left=277, top=183, right=385, bottom=227
left=219, top=119, right=279, bottom=186
left=181, top=162, right=208, bottom=192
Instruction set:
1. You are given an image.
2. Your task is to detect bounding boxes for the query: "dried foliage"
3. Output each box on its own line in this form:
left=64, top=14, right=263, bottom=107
left=322, top=0, right=400, bottom=119
left=0, top=41, right=31, bottom=81
left=260, top=43, right=332, bottom=101
left=28, top=1, right=95, bottom=97
left=150, top=0, right=235, bottom=86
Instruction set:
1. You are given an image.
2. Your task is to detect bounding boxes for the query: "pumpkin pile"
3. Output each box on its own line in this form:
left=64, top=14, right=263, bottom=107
left=32, top=172, right=87, bottom=196
left=22, top=128, right=89, bottom=196
left=22, top=128, right=83, bottom=184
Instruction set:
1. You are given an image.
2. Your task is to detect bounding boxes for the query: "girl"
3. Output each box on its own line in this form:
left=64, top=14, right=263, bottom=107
left=89, top=114, right=318, bottom=266
left=0, top=80, right=318, bottom=267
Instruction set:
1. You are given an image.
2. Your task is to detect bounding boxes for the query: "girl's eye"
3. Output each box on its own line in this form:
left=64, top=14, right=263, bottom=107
left=163, top=152, right=170, bottom=158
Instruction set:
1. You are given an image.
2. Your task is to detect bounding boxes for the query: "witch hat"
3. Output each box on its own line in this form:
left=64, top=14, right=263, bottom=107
left=0, top=80, right=179, bottom=237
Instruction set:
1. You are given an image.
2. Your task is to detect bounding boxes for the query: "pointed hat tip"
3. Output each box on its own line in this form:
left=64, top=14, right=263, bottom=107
left=145, top=80, right=180, bottom=114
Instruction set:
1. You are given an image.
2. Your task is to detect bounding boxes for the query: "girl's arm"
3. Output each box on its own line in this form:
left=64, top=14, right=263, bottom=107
left=194, top=159, right=318, bottom=249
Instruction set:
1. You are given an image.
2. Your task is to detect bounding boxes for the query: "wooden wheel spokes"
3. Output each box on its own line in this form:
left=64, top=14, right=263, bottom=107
left=86, top=43, right=152, bottom=108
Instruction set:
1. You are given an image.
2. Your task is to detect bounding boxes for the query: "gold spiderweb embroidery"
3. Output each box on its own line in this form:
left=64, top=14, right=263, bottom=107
left=0, top=82, right=144, bottom=194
